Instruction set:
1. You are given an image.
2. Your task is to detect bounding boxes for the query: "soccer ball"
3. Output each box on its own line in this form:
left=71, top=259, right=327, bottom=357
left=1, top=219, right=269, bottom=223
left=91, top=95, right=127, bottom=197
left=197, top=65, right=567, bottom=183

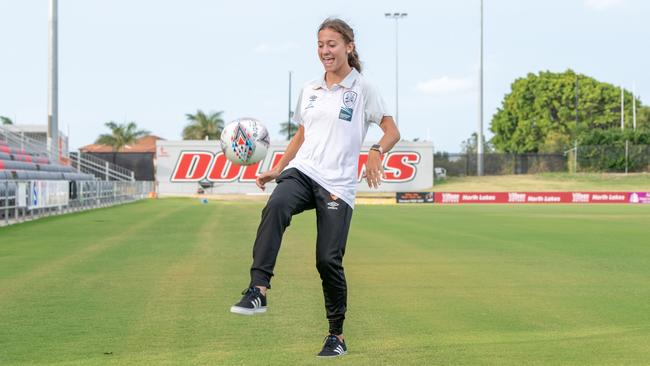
left=220, top=118, right=270, bottom=166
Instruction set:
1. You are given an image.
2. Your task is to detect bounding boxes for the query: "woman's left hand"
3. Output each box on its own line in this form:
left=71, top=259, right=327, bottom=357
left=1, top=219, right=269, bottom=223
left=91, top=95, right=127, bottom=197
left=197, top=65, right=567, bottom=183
left=364, top=151, right=384, bottom=189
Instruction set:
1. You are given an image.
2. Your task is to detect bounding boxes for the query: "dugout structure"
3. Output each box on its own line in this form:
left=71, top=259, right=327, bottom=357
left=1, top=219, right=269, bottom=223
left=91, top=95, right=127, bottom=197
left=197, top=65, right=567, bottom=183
left=79, top=135, right=162, bottom=181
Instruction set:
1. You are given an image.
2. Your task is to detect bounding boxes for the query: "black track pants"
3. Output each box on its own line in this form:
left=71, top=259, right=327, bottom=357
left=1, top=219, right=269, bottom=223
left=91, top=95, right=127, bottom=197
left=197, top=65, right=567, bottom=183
left=249, top=168, right=353, bottom=335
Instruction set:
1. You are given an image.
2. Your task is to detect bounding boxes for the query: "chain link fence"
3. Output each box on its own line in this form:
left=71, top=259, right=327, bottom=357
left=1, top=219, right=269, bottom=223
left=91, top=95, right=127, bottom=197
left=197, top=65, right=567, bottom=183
left=435, top=145, right=650, bottom=177
left=575, top=144, right=650, bottom=173
left=1, top=180, right=154, bottom=226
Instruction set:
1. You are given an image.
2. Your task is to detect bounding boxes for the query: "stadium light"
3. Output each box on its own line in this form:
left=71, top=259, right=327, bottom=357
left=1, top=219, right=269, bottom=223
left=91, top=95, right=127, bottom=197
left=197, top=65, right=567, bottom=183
left=633, top=82, right=637, bottom=130
left=288, top=70, right=292, bottom=140
left=48, top=0, right=59, bottom=160
left=477, top=0, right=484, bottom=176
left=621, top=87, right=624, bottom=130
left=384, top=12, right=408, bottom=127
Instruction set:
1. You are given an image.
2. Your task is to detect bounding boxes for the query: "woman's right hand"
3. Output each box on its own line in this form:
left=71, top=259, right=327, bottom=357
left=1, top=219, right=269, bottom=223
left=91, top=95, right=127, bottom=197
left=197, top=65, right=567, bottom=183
left=256, top=169, right=281, bottom=191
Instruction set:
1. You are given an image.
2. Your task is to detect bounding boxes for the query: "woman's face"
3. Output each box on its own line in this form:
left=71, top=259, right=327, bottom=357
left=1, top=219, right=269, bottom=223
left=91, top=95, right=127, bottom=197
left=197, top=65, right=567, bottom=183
left=317, top=28, right=353, bottom=73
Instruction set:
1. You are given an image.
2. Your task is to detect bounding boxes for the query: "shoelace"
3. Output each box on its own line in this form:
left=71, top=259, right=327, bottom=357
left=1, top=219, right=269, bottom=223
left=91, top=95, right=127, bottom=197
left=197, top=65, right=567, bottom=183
left=323, top=335, right=340, bottom=350
left=241, top=287, right=259, bottom=301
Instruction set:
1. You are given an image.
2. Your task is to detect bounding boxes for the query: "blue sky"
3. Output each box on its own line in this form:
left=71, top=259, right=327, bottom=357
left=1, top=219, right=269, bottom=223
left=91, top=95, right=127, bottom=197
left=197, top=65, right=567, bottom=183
left=1, top=0, right=648, bottom=152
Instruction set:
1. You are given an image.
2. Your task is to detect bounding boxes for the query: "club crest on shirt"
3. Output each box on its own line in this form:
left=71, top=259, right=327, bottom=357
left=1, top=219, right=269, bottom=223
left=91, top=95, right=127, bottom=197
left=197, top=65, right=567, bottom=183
left=342, top=91, right=358, bottom=108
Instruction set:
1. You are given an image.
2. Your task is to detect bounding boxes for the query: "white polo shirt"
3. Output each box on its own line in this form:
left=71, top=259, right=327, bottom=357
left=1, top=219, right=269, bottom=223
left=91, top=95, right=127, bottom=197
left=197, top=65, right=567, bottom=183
left=286, top=68, right=390, bottom=209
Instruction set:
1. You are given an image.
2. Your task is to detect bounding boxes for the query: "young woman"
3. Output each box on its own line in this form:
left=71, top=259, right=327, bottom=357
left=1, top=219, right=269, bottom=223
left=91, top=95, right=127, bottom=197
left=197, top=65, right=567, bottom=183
left=230, top=17, right=400, bottom=358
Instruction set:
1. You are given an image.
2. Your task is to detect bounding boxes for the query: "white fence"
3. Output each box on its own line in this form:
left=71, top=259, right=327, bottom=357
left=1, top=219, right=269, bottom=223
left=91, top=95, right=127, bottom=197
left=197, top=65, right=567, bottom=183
left=1, top=180, right=154, bottom=226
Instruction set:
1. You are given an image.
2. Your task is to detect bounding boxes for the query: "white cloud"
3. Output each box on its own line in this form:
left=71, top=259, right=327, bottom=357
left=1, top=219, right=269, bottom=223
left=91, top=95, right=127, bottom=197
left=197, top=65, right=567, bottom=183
left=416, top=76, right=475, bottom=95
left=584, top=0, right=625, bottom=11
left=253, top=42, right=297, bottom=54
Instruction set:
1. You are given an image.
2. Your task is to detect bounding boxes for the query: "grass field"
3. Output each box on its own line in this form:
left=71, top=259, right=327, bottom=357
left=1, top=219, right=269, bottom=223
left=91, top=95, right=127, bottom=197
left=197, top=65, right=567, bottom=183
left=430, top=173, right=650, bottom=192
left=2, top=198, right=650, bottom=365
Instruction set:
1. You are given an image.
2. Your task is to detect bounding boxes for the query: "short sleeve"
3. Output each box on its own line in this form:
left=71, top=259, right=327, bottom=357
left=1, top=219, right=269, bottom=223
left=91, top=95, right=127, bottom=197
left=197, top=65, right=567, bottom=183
left=292, top=88, right=305, bottom=125
left=363, top=81, right=390, bottom=126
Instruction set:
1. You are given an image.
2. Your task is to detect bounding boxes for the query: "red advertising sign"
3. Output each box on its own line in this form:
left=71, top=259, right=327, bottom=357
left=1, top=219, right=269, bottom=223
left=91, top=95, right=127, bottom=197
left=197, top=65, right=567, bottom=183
left=433, top=192, right=630, bottom=204
left=170, top=151, right=421, bottom=183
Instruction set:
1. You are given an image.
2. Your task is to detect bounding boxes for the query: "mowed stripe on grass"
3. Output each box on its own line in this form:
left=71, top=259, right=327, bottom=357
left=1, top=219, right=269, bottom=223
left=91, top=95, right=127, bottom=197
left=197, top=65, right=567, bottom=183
left=1, top=199, right=650, bottom=365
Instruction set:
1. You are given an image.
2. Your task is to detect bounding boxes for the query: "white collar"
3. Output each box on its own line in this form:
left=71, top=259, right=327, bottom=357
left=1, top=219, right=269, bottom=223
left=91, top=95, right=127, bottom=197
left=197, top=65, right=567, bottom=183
left=311, top=68, right=360, bottom=90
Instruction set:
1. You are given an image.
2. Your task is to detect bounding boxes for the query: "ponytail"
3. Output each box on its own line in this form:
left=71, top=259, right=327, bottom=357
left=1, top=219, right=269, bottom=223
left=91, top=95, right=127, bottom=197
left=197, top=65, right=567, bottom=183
left=348, top=48, right=362, bottom=73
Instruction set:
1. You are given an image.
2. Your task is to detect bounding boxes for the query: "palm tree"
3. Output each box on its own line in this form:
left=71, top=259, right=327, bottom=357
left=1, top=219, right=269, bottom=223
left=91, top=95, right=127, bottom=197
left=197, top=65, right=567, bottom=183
left=95, top=121, right=150, bottom=151
left=0, top=116, right=13, bottom=125
left=279, top=120, right=298, bottom=140
left=182, top=110, right=224, bottom=140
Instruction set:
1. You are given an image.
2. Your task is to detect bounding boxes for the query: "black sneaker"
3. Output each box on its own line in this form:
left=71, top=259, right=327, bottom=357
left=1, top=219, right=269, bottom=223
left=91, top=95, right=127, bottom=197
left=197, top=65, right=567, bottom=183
left=230, top=287, right=267, bottom=315
left=317, top=335, right=347, bottom=358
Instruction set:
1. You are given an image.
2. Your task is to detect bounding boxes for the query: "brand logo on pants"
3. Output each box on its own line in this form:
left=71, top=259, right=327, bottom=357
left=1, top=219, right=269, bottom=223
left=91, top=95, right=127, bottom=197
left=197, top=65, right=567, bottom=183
left=327, top=201, right=339, bottom=210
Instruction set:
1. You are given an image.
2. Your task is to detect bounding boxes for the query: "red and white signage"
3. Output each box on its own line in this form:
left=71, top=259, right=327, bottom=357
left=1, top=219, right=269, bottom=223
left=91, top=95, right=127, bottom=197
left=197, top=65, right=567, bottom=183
left=169, top=150, right=421, bottom=183
left=434, top=192, right=630, bottom=204
left=155, top=140, right=433, bottom=195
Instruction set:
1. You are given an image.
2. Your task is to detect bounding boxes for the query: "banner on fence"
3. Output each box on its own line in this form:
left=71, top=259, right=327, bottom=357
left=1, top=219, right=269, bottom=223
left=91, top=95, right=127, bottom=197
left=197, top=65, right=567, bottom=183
left=156, top=141, right=433, bottom=195
left=396, top=192, right=434, bottom=204
left=629, top=192, right=650, bottom=204
left=16, top=182, right=28, bottom=208
left=28, top=181, right=69, bottom=209
left=433, top=192, right=630, bottom=204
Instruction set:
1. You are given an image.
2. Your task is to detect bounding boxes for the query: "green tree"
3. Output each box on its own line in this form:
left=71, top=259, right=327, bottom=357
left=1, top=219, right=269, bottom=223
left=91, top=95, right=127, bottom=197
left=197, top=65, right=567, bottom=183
left=95, top=121, right=150, bottom=151
left=182, top=110, right=224, bottom=140
left=1, top=116, right=13, bottom=125
left=460, top=132, right=493, bottom=154
left=636, top=106, right=650, bottom=129
left=279, top=120, right=298, bottom=140
left=538, top=130, right=572, bottom=153
left=490, top=70, right=642, bottom=153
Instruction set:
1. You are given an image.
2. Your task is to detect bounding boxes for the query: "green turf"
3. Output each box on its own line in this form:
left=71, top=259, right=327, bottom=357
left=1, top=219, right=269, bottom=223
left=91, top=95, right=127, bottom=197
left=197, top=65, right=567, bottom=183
left=1, top=198, right=650, bottom=365
left=430, top=172, right=650, bottom=192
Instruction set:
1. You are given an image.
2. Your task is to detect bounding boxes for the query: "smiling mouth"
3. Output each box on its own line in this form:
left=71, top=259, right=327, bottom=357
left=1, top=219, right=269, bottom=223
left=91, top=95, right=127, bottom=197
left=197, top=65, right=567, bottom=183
left=322, top=56, right=335, bottom=65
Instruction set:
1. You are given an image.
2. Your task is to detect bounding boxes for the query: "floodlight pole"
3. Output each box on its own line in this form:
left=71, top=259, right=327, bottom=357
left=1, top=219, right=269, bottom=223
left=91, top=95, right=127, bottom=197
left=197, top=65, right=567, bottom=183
left=574, top=75, right=579, bottom=174
left=288, top=71, right=292, bottom=140
left=477, top=0, right=485, bottom=176
left=632, top=82, right=637, bottom=130
left=48, top=0, right=59, bottom=160
left=621, top=87, right=624, bottom=130
left=385, top=12, right=407, bottom=127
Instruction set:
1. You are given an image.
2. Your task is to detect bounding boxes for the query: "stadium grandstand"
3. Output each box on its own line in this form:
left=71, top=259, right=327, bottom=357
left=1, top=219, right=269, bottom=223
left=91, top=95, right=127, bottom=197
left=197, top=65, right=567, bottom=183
left=1, top=124, right=153, bottom=226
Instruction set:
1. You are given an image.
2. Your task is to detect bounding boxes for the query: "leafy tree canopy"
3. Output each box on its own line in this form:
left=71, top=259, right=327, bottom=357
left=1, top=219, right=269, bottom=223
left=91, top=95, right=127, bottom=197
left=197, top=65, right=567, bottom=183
left=182, top=110, right=224, bottom=140
left=95, top=121, right=150, bottom=151
left=279, top=120, right=298, bottom=140
left=460, top=132, right=493, bottom=154
left=490, top=70, right=647, bottom=153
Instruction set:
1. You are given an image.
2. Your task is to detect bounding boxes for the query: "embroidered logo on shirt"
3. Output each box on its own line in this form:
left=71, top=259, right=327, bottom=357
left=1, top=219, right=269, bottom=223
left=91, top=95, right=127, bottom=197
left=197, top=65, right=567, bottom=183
left=305, top=95, right=318, bottom=109
left=343, top=91, right=358, bottom=108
